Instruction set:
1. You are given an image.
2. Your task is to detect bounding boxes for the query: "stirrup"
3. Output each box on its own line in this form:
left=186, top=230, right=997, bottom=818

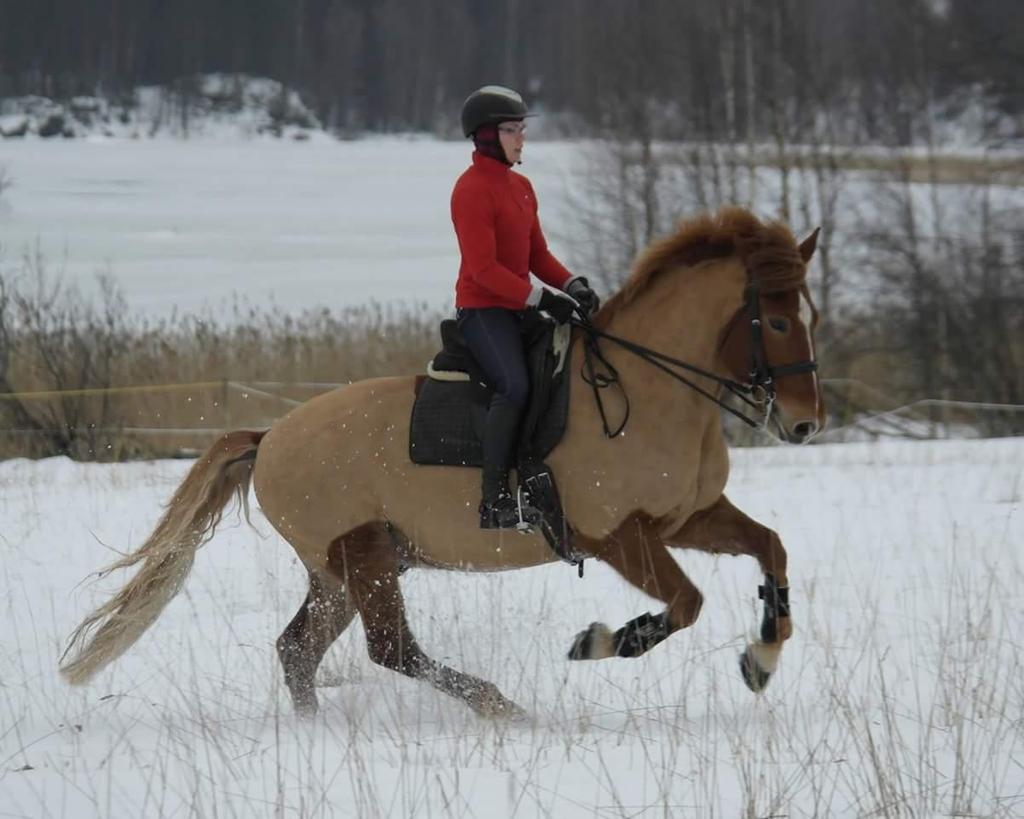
left=517, top=466, right=587, bottom=571
left=479, top=493, right=543, bottom=533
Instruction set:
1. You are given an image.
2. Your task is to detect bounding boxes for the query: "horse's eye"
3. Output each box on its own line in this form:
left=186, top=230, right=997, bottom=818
left=768, top=317, right=790, bottom=333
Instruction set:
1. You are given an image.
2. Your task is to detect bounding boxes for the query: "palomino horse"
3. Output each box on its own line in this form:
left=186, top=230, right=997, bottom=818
left=60, top=207, right=825, bottom=717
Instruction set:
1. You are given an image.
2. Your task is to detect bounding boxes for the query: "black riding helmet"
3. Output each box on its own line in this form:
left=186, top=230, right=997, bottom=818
left=460, top=85, right=537, bottom=137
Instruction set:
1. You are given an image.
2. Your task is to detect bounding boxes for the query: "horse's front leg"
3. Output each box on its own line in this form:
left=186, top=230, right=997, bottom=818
left=670, top=494, right=791, bottom=692
left=568, top=514, right=703, bottom=660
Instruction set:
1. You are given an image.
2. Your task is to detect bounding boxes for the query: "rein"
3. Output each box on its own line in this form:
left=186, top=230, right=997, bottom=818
left=572, top=284, right=818, bottom=437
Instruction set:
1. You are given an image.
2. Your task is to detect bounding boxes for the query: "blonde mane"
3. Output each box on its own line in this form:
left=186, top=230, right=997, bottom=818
left=598, top=207, right=807, bottom=324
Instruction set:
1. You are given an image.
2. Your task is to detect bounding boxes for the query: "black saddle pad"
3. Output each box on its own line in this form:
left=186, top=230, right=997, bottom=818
left=408, top=318, right=573, bottom=467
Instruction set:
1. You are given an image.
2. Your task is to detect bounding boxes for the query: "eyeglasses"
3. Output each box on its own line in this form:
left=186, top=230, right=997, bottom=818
left=497, top=123, right=527, bottom=136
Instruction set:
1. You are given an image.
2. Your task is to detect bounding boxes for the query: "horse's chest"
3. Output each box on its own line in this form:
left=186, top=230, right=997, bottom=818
left=568, top=418, right=727, bottom=538
left=561, top=447, right=698, bottom=535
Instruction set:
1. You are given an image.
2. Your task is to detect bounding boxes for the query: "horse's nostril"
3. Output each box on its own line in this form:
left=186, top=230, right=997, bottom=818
left=793, top=421, right=818, bottom=439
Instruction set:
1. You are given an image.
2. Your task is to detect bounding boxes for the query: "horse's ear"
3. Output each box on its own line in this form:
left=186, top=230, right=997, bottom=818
left=799, top=227, right=821, bottom=263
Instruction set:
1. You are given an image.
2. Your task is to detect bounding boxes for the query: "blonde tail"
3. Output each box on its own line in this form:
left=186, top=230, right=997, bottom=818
left=59, top=430, right=266, bottom=685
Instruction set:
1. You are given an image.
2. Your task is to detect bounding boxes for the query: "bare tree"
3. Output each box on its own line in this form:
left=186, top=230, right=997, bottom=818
left=852, top=161, right=1024, bottom=436
left=0, top=251, right=133, bottom=459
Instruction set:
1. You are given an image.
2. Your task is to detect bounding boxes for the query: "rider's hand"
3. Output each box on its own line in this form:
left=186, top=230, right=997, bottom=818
left=538, top=289, right=577, bottom=323
left=566, top=276, right=601, bottom=316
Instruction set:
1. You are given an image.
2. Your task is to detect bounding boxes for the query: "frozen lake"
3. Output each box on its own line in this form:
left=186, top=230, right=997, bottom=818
left=0, top=137, right=578, bottom=317
left=2, top=136, right=1021, bottom=321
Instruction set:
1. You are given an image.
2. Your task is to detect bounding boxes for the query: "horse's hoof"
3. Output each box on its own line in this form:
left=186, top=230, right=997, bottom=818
left=289, top=685, right=320, bottom=718
left=738, top=648, right=772, bottom=692
left=466, top=680, right=529, bottom=721
left=490, top=699, right=530, bottom=723
left=293, top=700, right=319, bottom=719
left=567, top=622, right=615, bottom=660
left=473, top=694, right=529, bottom=721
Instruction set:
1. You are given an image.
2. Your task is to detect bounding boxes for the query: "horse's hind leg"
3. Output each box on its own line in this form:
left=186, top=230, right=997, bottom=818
left=277, top=571, right=357, bottom=716
left=669, top=494, right=791, bottom=692
left=328, top=522, right=525, bottom=719
left=568, top=513, right=703, bottom=661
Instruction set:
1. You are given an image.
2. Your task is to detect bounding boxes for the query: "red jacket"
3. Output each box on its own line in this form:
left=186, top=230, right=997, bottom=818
left=452, top=151, right=573, bottom=309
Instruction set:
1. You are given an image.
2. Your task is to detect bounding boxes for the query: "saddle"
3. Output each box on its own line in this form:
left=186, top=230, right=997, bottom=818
left=409, top=312, right=584, bottom=567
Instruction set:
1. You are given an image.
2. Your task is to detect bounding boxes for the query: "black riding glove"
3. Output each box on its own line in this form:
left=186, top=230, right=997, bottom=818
left=566, top=277, right=601, bottom=316
left=538, top=289, right=577, bottom=323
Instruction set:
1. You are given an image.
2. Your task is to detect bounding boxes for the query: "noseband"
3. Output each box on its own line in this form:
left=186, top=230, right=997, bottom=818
left=742, top=283, right=819, bottom=412
left=575, top=283, right=818, bottom=438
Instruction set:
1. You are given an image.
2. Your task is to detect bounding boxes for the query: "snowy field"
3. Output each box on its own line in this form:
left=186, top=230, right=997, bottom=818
left=1, top=437, right=1021, bottom=817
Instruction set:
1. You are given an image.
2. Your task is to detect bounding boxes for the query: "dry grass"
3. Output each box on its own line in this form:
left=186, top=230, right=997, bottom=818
left=0, top=293, right=444, bottom=459
left=832, top=152, right=1024, bottom=186
left=747, top=146, right=1024, bottom=186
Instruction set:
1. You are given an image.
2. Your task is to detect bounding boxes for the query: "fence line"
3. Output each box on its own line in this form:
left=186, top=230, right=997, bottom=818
left=822, top=378, right=1024, bottom=415
left=0, top=379, right=340, bottom=406
left=0, top=380, right=227, bottom=401
left=247, top=381, right=345, bottom=390
left=229, top=382, right=305, bottom=407
left=2, top=427, right=228, bottom=436
left=2, top=378, right=1021, bottom=441
left=1, top=376, right=1019, bottom=415
left=818, top=378, right=1024, bottom=439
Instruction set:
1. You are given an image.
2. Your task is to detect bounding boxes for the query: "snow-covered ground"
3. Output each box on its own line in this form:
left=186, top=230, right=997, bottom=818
left=1, top=438, right=1021, bottom=817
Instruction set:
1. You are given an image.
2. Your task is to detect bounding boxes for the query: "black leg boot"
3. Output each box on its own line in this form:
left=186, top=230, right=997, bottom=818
left=479, top=399, right=542, bottom=530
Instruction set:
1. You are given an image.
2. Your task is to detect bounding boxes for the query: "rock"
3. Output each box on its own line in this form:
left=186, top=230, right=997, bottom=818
left=0, top=115, right=29, bottom=138
left=38, top=112, right=66, bottom=138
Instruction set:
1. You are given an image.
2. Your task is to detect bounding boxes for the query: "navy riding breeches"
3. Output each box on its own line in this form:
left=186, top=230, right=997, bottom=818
left=456, top=308, right=530, bottom=409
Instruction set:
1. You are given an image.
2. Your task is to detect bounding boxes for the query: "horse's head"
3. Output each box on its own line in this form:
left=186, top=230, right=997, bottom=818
left=719, top=229, right=826, bottom=444
left=598, top=208, right=827, bottom=443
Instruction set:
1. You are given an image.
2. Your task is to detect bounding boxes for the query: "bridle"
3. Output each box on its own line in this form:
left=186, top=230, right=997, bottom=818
left=573, top=283, right=818, bottom=438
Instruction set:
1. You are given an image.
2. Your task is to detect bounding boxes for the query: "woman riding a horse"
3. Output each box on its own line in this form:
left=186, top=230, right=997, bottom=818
left=59, top=91, right=825, bottom=719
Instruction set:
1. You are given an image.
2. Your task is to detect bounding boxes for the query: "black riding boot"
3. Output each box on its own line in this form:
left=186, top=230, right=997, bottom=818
left=479, top=399, right=542, bottom=530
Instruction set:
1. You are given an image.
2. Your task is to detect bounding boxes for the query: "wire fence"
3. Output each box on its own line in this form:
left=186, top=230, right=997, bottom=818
left=0, top=379, right=340, bottom=458
left=817, top=379, right=1024, bottom=441
left=1, top=377, right=1021, bottom=458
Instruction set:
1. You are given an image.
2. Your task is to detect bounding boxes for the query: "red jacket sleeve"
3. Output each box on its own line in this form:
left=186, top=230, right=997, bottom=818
left=452, top=181, right=534, bottom=305
left=526, top=180, right=573, bottom=289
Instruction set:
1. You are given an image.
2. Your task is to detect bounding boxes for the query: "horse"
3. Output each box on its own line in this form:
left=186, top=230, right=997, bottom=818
left=59, top=206, right=825, bottom=718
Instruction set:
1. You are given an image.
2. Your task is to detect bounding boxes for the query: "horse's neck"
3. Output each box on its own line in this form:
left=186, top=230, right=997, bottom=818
left=563, top=257, right=745, bottom=513
left=602, top=257, right=747, bottom=378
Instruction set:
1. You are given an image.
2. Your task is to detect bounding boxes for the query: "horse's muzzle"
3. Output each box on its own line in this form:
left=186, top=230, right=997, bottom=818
left=785, top=419, right=819, bottom=444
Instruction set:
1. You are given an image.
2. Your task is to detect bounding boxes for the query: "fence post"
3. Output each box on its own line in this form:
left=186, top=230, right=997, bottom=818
left=222, top=379, right=231, bottom=432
